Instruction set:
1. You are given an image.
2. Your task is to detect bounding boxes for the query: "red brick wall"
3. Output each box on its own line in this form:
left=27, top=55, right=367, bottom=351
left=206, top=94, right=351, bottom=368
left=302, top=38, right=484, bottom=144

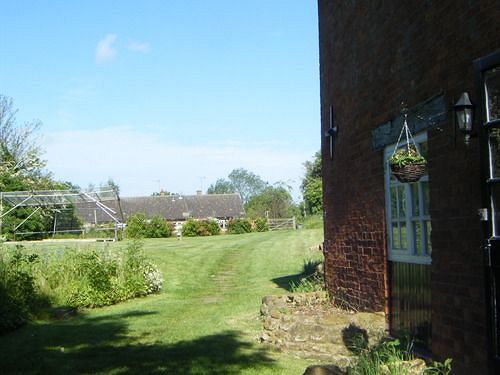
left=318, top=1, right=500, bottom=373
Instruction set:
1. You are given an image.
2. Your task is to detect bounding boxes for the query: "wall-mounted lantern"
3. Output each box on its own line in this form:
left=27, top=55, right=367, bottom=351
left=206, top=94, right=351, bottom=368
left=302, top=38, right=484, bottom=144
left=454, top=92, right=474, bottom=145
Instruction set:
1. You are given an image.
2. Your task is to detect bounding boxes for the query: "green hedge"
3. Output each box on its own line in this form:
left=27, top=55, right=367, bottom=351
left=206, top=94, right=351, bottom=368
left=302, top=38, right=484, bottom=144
left=227, top=219, right=253, bottom=234
left=182, top=219, right=220, bottom=237
left=126, top=213, right=173, bottom=238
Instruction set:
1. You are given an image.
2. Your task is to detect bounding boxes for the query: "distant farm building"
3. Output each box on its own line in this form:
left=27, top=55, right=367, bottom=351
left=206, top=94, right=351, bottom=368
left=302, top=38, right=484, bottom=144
left=75, top=193, right=245, bottom=229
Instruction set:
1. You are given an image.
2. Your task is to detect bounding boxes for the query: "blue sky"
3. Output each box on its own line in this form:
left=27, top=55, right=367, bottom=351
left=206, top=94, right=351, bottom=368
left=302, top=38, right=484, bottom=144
left=0, top=1, right=320, bottom=199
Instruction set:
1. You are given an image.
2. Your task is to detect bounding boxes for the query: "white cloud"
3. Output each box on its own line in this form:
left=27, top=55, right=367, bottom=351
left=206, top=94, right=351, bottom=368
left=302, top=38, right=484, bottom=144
left=95, top=34, right=117, bottom=63
left=128, top=40, right=150, bottom=53
left=41, top=127, right=309, bottom=200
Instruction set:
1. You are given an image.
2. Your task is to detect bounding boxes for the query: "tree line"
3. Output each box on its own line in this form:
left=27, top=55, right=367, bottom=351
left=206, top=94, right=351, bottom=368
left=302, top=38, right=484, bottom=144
left=206, top=155, right=322, bottom=220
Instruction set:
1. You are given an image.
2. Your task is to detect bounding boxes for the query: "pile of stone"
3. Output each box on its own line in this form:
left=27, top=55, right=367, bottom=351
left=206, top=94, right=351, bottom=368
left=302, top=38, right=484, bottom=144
left=260, top=291, right=385, bottom=366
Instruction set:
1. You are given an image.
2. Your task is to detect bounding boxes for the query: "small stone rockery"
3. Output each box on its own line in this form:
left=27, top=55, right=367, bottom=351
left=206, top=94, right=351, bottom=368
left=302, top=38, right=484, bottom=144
left=260, top=292, right=385, bottom=367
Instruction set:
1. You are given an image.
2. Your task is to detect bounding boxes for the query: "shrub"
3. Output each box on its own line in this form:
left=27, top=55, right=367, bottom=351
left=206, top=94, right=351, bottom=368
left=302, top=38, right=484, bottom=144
left=182, top=219, right=220, bottom=237
left=182, top=219, right=199, bottom=237
left=121, top=240, right=163, bottom=298
left=126, top=213, right=148, bottom=238
left=146, top=216, right=172, bottom=238
left=0, top=242, right=164, bottom=328
left=0, top=248, right=47, bottom=333
left=201, top=219, right=221, bottom=236
left=66, top=249, right=120, bottom=308
left=126, top=214, right=173, bottom=239
left=59, top=241, right=164, bottom=308
left=254, top=217, right=269, bottom=232
left=227, top=219, right=253, bottom=234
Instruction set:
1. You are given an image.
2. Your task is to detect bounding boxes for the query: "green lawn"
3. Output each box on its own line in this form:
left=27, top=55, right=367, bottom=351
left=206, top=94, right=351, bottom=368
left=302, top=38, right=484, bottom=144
left=0, top=229, right=324, bottom=374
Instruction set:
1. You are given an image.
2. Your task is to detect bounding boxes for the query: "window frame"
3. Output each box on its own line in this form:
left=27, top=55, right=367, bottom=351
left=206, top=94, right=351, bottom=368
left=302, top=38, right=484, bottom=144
left=384, top=132, right=431, bottom=265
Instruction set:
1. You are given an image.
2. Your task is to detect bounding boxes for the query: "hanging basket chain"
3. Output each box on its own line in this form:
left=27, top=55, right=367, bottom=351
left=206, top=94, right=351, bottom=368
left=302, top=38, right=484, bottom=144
left=391, top=112, right=420, bottom=157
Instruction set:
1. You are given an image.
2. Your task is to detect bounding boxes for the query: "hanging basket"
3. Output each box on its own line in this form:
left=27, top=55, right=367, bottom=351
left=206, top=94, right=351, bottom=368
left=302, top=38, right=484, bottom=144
left=389, top=108, right=427, bottom=183
left=390, top=162, right=426, bottom=183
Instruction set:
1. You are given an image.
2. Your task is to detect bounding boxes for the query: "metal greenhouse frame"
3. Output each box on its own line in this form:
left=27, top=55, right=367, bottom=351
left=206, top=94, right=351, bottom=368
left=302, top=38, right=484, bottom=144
left=0, top=188, right=122, bottom=241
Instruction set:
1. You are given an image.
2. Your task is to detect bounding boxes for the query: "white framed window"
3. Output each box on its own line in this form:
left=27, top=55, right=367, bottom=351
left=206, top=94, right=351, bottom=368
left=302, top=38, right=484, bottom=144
left=384, top=132, right=431, bottom=264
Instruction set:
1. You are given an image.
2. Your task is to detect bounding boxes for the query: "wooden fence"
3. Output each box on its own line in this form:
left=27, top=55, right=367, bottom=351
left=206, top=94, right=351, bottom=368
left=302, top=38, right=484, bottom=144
left=267, top=217, right=296, bottom=231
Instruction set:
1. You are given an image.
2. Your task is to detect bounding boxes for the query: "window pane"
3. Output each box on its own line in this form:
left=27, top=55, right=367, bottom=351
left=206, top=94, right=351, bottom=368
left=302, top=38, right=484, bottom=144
left=414, top=221, right=423, bottom=255
left=392, top=222, right=401, bottom=249
left=490, top=128, right=500, bottom=178
left=491, top=183, right=500, bottom=236
left=390, top=186, right=398, bottom=218
left=400, top=222, right=408, bottom=249
left=422, top=181, right=430, bottom=216
left=419, top=141, right=428, bottom=159
left=425, top=221, right=432, bottom=255
left=485, top=67, right=500, bottom=122
left=398, top=185, right=406, bottom=217
left=411, top=183, right=420, bottom=216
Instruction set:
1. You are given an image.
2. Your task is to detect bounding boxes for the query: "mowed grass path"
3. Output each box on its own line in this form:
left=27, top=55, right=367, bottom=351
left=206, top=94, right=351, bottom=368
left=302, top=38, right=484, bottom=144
left=0, top=229, right=323, bottom=374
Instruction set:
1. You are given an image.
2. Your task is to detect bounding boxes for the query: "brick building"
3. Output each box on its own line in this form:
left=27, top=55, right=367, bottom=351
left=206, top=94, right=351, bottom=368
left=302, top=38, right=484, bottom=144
left=318, top=1, right=500, bottom=373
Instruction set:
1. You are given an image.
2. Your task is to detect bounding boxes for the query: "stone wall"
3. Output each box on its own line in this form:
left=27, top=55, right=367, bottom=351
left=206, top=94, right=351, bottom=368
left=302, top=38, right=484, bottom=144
left=260, top=292, right=385, bottom=365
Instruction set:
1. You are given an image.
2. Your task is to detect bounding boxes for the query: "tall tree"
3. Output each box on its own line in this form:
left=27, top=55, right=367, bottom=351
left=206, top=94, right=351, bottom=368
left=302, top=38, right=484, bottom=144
left=0, top=95, right=50, bottom=191
left=246, top=183, right=296, bottom=219
left=207, top=168, right=267, bottom=204
left=0, top=95, right=79, bottom=239
left=206, top=178, right=234, bottom=195
left=227, top=168, right=267, bottom=204
left=301, top=151, right=323, bottom=215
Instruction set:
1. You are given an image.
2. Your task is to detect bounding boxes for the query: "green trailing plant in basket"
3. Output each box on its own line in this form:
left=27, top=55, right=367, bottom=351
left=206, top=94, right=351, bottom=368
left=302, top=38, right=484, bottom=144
left=389, top=145, right=427, bottom=183
left=389, top=145, right=426, bottom=167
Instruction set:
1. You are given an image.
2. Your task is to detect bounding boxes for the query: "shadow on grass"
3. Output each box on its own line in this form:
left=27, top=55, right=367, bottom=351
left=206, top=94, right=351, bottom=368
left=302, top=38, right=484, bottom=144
left=272, top=259, right=323, bottom=292
left=271, top=273, right=303, bottom=292
left=0, top=310, right=275, bottom=374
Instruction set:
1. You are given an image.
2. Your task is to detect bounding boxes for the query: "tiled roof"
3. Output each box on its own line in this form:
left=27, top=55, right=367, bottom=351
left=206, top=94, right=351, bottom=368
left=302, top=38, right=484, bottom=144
left=75, top=193, right=245, bottom=224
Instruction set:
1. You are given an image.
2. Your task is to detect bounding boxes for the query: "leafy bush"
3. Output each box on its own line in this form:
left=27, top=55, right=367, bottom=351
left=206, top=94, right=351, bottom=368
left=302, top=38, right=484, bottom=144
left=254, top=217, right=269, bottom=232
left=0, top=242, right=164, bottom=330
left=121, top=240, right=163, bottom=298
left=56, top=241, right=164, bottom=308
left=207, top=220, right=221, bottom=235
left=181, top=219, right=199, bottom=237
left=0, top=248, right=48, bottom=333
left=227, top=218, right=253, bottom=234
left=182, top=219, right=220, bottom=237
left=126, top=213, right=172, bottom=239
left=65, top=249, right=120, bottom=308
left=126, top=213, right=148, bottom=238
left=146, top=216, right=172, bottom=238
